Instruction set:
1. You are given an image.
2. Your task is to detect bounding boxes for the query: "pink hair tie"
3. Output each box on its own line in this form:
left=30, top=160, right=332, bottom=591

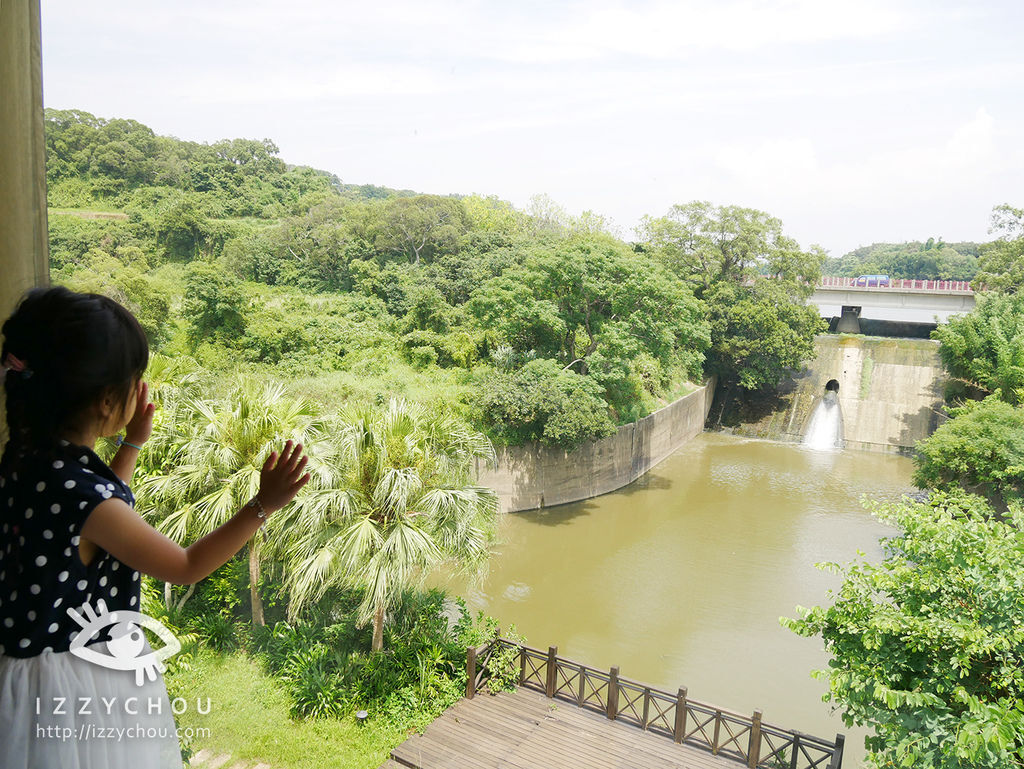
left=1, top=353, right=32, bottom=379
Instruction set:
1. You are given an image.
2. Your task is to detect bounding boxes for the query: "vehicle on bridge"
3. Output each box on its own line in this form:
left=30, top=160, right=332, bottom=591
left=854, top=274, right=891, bottom=287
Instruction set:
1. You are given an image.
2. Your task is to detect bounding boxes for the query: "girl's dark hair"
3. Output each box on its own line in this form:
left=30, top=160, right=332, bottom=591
left=2, top=286, right=149, bottom=460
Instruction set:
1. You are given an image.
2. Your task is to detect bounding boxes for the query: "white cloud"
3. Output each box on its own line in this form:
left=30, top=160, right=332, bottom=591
left=38, top=0, right=1024, bottom=256
left=715, top=108, right=999, bottom=202
left=705, top=107, right=1014, bottom=252
left=570, top=0, right=906, bottom=58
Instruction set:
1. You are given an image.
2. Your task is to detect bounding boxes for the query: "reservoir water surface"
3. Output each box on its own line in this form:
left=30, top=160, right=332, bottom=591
left=440, top=432, right=917, bottom=766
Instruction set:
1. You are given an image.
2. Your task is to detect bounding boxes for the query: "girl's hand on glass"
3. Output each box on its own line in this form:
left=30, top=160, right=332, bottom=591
left=258, top=440, right=311, bottom=514
left=125, top=380, right=155, bottom=445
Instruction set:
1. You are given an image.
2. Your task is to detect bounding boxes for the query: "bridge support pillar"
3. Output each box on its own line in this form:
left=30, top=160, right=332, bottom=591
left=836, top=306, right=861, bottom=334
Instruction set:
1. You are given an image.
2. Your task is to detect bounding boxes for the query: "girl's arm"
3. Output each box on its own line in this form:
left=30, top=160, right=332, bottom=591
left=80, top=441, right=310, bottom=585
left=109, top=443, right=142, bottom=486
left=110, top=381, right=154, bottom=485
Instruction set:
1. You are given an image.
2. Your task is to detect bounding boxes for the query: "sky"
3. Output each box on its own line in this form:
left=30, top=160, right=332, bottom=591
left=40, top=0, right=1024, bottom=257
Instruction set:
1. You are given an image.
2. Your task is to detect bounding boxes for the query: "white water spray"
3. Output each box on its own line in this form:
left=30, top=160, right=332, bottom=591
left=803, top=390, right=843, bottom=451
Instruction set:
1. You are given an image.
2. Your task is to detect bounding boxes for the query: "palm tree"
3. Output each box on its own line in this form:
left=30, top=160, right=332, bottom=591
left=141, top=378, right=328, bottom=625
left=276, top=396, right=499, bottom=651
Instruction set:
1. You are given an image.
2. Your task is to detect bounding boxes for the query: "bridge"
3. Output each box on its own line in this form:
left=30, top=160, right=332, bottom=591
left=382, top=638, right=845, bottom=769
left=809, top=277, right=975, bottom=334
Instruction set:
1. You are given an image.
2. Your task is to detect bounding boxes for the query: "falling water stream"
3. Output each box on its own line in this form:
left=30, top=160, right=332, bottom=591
left=802, top=391, right=844, bottom=451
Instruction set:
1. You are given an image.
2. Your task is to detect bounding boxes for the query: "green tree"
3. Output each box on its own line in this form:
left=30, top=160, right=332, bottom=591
left=182, top=262, right=248, bottom=344
left=703, top=279, right=825, bottom=390
left=154, top=192, right=211, bottom=261
left=47, top=212, right=135, bottom=270
left=43, top=108, right=339, bottom=219
left=932, top=292, right=1024, bottom=405
left=54, top=250, right=172, bottom=346
left=141, top=380, right=326, bottom=626
left=502, top=236, right=708, bottom=379
left=913, top=396, right=1024, bottom=509
left=823, top=240, right=980, bottom=281
left=467, top=274, right=566, bottom=360
left=477, top=357, right=617, bottom=448
left=976, top=204, right=1024, bottom=293
left=275, top=397, right=498, bottom=651
left=784, top=493, right=1024, bottom=768
left=372, top=195, right=469, bottom=265
left=639, top=201, right=824, bottom=300
left=461, top=193, right=529, bottom=238
left=639, top=201, right=824, bottom=390
left=468, top=235, right=709, bottom=428
left=268, top=199, right=368, bottom=291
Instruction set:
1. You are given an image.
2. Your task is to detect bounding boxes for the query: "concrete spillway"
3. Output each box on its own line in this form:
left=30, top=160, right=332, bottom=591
left=714, top=335, right=946, bottom=454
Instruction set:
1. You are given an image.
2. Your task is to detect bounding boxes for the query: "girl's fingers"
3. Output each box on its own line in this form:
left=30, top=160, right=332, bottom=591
left=288, top=444, right=305, bottom=470
left=279, top=441, right=294, bottom=464
left=288, top=455, right=309, bottom=480
left=291, top=472, right=311, bottom=492
left=262, top=451, right=278, bottom=473
left=262, top=442, right=311, bottom=491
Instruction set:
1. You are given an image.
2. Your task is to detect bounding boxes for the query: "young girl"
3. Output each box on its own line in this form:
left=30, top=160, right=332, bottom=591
left=0, top=286, right=311, bottom=768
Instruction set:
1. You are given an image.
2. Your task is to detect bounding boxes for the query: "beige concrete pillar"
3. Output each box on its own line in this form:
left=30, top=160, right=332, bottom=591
left=1, top=0, right=49, bottom=322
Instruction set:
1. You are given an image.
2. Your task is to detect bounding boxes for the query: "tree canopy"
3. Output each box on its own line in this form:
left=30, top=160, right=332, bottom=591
left=913, top=396, right=1024, bottom=510
left=975, top=204, right=1024, bottom=293
left=823, top=239, right=980, bottom=281
left=784, top=494, right=1024, bottom=769
left=639, top=201, right=825, bottom=390
left=932, top=292, right=1024, bottom=405
left=46, top=109, right=828, bottom=447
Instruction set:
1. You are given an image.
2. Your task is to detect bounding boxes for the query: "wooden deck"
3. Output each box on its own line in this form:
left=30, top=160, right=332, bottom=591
left=384, top=687, right=747, bottom=769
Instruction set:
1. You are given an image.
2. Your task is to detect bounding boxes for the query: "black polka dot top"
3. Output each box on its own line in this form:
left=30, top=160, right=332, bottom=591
left=0, top=439, right=141, bottom=658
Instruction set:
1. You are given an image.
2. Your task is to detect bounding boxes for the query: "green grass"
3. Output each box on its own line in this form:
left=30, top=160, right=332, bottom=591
left=658, top=379, right=698, bottom=405
left=171, top=650, right=410, bottom=769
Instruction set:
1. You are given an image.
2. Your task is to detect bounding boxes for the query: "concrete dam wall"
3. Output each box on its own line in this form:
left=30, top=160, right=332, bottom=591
left=713, top=335, right=946, bottom=454
left=474, top=379, right=716, bottom=513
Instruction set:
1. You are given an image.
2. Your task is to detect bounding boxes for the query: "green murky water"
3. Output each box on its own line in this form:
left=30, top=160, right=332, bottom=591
left=437, top=432, right=916, bottom=766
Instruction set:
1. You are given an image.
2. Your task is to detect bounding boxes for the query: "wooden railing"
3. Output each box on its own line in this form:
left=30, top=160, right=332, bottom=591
left=466, top=639, right=845, bottom=769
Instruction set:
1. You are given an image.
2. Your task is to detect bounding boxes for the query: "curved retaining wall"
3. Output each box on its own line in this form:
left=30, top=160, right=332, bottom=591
left=474, top=379, right=715, bottom=513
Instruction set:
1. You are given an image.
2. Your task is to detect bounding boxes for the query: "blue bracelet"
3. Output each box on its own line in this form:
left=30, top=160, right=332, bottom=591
left=117, top=435, right=144, bottom=451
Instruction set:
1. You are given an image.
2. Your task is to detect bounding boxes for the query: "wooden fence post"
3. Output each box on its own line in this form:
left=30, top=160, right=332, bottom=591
left=673, top=687, right=688, bottom=743
left=465, top=645, right=477, bottom=699
left=828, top=734, right=845, bottom=769
left=712, top=709, right=722, bottom=754
left=545, top=646, right=558, bottom=698
left=789, top=734, right=801, bottom=769
left=518, top=646, right=526, bottom=686
left=747, top=709, right=762, bottom=768
left=607, top=666, right=620, bottom=720
left=576, top=664, right=585, bottom=706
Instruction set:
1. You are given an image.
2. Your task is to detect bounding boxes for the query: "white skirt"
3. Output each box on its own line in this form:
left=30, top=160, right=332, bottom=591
left=0, top=641, right=181, bottom=769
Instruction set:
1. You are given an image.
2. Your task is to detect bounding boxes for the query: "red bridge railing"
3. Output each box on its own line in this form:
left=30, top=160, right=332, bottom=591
left=818, top=277, right=973, bottom=292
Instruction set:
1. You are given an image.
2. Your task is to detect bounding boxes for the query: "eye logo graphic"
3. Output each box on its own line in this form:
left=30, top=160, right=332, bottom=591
left=66, top=599, right=181, bottom=686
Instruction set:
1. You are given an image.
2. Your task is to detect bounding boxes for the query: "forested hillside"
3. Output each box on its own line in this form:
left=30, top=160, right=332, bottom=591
left=45, top=109, right=825, bottom=447
left=823, top=238, right=980, bottom=280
